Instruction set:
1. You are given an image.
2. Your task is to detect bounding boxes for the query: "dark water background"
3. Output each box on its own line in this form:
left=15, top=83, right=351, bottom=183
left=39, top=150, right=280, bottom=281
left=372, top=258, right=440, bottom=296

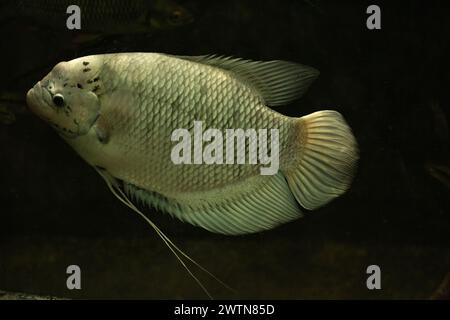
left=0, top=0, right=449, bottom=299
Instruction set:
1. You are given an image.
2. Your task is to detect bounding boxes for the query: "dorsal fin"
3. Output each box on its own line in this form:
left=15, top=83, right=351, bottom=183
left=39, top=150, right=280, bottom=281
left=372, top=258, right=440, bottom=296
left=175, top=55, right=319, bottom=106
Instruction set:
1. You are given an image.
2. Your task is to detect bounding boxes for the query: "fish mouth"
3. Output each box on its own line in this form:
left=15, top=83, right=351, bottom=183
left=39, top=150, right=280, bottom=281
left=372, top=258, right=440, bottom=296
left=26, top=82, right=53, bottom=119
left=26, top=84, right=39, bottom=113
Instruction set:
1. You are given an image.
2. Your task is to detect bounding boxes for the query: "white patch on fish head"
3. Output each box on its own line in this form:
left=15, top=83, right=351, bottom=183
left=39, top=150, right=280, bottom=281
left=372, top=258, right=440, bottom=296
left=26, top=57, right=104, bottom=138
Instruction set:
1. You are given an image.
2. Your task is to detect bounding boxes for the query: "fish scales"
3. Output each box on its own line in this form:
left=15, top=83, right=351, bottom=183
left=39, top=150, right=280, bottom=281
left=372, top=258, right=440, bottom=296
left=75, top=53, right=290, bottom=195
left=27, top=52, right=359, bottom=235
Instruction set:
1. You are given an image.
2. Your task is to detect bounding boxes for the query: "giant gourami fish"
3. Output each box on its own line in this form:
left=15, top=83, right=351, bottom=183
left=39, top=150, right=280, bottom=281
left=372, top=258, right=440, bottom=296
left=26, top=53, right=358, bottom=295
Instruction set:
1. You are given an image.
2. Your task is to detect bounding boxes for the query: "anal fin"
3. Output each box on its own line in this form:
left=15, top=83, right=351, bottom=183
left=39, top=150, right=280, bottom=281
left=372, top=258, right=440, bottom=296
left=125, top=172, right=303, bottom=235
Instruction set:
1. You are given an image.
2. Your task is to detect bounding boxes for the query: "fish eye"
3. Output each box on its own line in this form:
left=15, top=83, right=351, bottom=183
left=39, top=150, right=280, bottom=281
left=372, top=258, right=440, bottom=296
left=169, top=10, right=183, bottom=24
left=52, top=94, right=65, bottom=108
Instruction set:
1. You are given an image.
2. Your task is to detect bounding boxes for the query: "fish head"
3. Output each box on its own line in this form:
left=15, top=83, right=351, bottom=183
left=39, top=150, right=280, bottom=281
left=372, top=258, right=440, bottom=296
left=149, top=0, right=194, bottom=29
left=26, top=58, right=102, bottom=138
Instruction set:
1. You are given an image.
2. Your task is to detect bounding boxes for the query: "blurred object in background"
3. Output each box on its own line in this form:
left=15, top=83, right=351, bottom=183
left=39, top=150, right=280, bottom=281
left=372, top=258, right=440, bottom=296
left=430, top=100, right=449, bottom=143
left=0, top=289, right=67, bottom=300
left=425, top=163, right=450, bottom=190
left=430, top=271, right=450, bottom=300
left=0, top=91, right=24, bottom=104
left=0, top=105, right=16, bottom=125
left=0, top=0, right=193, bottom=37
left=0, top=0, right=194, bottom=93
left=0, top=91, right=28, bottom=125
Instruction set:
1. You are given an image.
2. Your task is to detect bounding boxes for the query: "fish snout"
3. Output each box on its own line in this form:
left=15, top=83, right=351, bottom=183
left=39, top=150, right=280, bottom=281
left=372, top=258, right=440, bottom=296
left=26, top=80, right=40, bottom=103
left=26, top=81, right=49, bottom=118
left=26, top=85, right=37, bottom=111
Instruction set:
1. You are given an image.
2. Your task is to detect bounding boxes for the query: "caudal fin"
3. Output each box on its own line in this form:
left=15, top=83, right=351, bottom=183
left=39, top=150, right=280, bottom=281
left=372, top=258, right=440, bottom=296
left=284, top=110, right=359, bottom=210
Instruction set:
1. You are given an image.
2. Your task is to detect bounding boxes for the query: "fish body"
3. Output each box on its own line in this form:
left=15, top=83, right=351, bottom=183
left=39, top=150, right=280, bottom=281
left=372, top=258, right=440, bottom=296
left=27, top=53, right=358, bottom=235
left=2, top=0, right=193, bottom=35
